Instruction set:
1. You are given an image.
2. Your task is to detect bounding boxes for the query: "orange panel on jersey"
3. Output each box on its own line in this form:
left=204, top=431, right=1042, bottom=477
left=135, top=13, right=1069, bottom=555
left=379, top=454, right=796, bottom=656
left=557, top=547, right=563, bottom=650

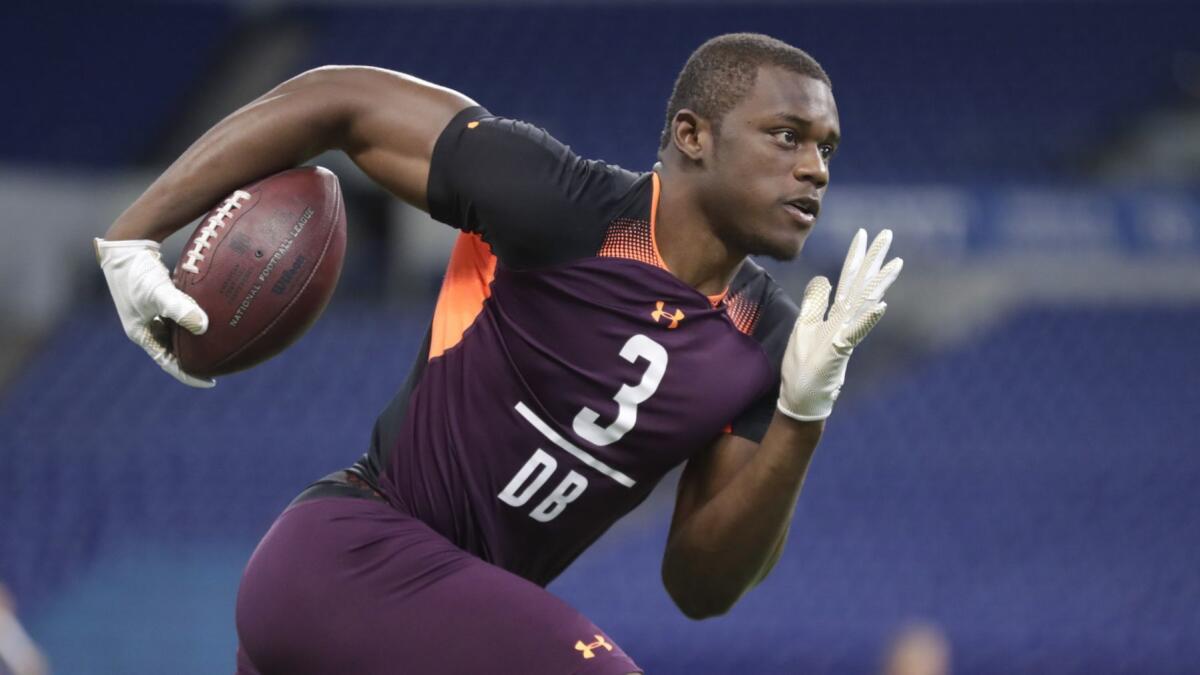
left=597, top=217, right=663, bottom=268
left=429, top=232, right=498, bottom=360
left=597, top=173, right=668, bottom=270
left=724, top=291, right=763, bottom=336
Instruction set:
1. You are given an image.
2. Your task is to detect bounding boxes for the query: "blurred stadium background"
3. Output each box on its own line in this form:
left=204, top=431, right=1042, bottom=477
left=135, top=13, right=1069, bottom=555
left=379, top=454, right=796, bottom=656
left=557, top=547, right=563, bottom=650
left=2, top=1, right=1199, bottom=673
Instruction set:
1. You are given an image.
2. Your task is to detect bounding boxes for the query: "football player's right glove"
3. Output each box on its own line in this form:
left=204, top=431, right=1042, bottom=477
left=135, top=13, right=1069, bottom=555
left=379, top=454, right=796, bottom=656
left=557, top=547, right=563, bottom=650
left=94, top=237, right=214, bottom=388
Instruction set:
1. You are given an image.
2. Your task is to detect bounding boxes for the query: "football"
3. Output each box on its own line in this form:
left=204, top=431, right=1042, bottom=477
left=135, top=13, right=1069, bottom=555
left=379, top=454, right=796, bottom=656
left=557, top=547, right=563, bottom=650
left=170, top=166, right=346, bottom=377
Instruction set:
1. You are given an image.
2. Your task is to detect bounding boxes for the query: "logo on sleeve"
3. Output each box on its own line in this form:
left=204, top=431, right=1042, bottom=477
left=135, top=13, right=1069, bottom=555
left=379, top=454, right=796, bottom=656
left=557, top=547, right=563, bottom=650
left=575, top=634, right=614, bottom=659
left=651, top=301, right=685, bottom=329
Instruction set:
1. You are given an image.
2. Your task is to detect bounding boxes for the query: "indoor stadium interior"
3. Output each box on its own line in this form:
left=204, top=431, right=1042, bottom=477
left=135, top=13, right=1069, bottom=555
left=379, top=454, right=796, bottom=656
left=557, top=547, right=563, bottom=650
left=1, top=1, right=1198, bottom=673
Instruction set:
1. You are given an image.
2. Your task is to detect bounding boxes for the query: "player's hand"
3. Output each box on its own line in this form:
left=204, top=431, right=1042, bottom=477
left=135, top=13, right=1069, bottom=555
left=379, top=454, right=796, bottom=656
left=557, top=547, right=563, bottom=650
left=94, top=238, right=215, bottom=388
left=777, top=228, right=902, bottom=421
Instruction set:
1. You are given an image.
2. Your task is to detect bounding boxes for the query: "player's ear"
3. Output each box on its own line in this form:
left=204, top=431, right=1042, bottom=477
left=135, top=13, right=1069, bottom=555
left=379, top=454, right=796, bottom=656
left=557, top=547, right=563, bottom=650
left=670, top=109, right=711, bottom=163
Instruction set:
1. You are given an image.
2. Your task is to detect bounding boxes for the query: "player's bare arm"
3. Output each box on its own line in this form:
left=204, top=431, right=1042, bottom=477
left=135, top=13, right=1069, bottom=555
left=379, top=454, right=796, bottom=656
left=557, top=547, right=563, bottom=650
left=663, top=229, right=901, bottom=619
left=105, top=66, right=476, bottom=242
left=663, top=231, right=900, bottom=619
left=96, top=66, right=474, bottom=386
left=663, top=416, right=822, bottom=618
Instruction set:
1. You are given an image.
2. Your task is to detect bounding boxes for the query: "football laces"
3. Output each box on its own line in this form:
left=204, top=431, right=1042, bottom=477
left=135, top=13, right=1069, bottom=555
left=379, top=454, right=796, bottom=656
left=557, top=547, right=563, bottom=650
left=180, top=190, right=252, bottom=274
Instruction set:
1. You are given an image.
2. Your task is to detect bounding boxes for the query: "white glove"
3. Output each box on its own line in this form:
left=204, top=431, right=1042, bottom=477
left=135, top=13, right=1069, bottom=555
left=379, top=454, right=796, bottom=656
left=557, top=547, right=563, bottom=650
left=94, top=238, right=215, bottom=388
left=778, top=228, right=903, bottom=421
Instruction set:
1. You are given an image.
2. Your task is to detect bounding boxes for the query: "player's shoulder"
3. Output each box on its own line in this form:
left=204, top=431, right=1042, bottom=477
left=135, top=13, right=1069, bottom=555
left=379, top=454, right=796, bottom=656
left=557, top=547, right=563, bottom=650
left=430, top=106, right=653, bottom=267
left=438, top=106, right=647, bottom=208
left=724, top=259, right=798, bottom=341
left=728, top=258, right=791, bottom=304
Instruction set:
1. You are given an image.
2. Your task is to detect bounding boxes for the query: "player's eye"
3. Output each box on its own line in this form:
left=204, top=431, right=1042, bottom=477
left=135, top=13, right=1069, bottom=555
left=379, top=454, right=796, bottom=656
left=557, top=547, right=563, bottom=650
left=819, top=144, right=836, bottom=160
left=772, top=129, right=798, bottom=147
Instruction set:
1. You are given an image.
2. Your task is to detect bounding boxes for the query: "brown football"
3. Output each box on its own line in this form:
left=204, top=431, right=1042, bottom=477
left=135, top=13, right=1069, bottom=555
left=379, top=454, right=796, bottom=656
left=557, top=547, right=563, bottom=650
left=171, top=166, right=346, bottom=377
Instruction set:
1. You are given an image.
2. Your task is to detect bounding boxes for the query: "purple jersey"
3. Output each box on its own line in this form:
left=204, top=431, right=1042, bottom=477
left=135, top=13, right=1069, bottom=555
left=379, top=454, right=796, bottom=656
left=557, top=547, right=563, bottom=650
left=355, top=106, right=797, bottom=586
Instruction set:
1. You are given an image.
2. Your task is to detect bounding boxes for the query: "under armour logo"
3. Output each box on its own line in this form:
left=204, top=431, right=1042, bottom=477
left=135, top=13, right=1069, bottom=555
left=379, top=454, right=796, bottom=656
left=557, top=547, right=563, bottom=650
left=651, top=301, right=685, bottom=329
left=575, top=634, right=614, bottom=659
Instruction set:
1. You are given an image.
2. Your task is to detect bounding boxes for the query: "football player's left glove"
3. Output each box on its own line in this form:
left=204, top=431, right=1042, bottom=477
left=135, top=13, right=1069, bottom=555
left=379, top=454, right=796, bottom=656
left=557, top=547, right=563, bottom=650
left=777, top=228, right=902, bottom=421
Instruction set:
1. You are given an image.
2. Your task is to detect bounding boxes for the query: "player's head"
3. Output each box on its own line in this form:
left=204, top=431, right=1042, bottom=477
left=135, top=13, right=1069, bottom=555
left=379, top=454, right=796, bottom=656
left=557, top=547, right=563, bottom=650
left=658, top=33, right=839, bottom=261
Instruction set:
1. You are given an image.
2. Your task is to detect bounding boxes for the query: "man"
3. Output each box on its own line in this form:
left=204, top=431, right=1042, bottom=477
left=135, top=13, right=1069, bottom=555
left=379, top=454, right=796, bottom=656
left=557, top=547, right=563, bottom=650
left=96, top=33, right=901, bottom=674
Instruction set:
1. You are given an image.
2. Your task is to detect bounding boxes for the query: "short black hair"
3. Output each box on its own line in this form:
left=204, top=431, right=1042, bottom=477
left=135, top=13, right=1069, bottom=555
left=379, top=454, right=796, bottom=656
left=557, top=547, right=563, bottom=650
left=658, top=33, right=831, bottom=151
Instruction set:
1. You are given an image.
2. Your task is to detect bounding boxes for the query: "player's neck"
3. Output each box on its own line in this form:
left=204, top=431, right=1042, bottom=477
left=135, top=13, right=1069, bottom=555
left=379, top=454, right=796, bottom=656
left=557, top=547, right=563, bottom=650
left=654, top=171, right=745, bottom=297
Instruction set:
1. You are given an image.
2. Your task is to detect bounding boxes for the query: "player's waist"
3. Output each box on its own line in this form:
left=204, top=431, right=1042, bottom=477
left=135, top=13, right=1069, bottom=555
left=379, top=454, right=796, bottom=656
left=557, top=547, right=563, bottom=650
left=291, top=468, right=389, bottom=508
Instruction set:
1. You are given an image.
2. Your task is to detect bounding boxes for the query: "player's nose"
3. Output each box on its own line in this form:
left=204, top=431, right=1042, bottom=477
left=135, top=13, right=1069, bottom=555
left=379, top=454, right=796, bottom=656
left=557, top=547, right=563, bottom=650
left=792, top=144, right=829, bottom=189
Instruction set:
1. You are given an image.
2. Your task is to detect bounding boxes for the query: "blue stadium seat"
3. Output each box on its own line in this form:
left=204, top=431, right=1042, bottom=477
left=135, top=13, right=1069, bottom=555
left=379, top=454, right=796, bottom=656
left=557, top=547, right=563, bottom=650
left=3, top=303, right=1198, bottom=672
left=292, top=3, right=1199, bottom=182
left=0, top=4, right=235, bottom=166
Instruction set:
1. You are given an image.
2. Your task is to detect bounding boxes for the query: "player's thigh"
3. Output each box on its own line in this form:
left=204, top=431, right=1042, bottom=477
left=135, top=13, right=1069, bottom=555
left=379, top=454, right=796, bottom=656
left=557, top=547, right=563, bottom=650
left=235, top=496, right=641, bottom=675
left=422, top=546, right=641, bottom=674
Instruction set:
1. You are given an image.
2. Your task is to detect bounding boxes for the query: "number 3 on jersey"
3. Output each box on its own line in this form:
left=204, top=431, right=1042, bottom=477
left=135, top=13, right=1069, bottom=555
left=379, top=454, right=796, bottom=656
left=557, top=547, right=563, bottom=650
left=500, top=334, right=668, bottom=522
left=573, top=334, right=668, bottom=446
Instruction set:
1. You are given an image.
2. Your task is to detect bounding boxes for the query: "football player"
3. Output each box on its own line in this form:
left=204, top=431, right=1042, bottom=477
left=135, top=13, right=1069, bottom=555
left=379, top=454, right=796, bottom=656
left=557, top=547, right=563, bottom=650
left=96, top=33, right=901, bottom=674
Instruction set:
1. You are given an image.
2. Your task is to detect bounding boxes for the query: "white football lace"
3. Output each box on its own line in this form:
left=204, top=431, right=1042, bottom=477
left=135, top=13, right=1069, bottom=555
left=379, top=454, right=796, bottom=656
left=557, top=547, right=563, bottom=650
left=180, top=190, right=252, bottom=274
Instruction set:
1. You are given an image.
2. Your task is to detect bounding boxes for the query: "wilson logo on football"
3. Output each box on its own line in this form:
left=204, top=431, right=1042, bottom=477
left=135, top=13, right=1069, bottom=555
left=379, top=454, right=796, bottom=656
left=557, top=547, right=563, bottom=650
left=181, top=190, right=252, bottom=274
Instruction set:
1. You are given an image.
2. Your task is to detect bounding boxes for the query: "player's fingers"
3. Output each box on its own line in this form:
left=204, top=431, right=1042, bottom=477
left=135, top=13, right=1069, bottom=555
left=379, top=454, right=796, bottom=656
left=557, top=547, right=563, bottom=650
left=799, top=276, right=832, bottom=325
left=152, top=283, right=209, bottom=335
left=135, top=328, right=215, bottom=388
left=130, top=322, right=166, bottom=357
left=834, top=302, right=887, bottom=353
left=861, top=257, right=904, bottom=304
left=161, top=357, right=217, bottom=389
left=833, top=229, right=867, bottom=307
left=856, top=229, right=893, bottom=292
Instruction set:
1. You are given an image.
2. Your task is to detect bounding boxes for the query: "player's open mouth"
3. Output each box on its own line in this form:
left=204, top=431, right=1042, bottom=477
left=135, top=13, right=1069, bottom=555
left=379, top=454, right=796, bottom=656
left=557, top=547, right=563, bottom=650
left=783, top=198, right=819, bottom=226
